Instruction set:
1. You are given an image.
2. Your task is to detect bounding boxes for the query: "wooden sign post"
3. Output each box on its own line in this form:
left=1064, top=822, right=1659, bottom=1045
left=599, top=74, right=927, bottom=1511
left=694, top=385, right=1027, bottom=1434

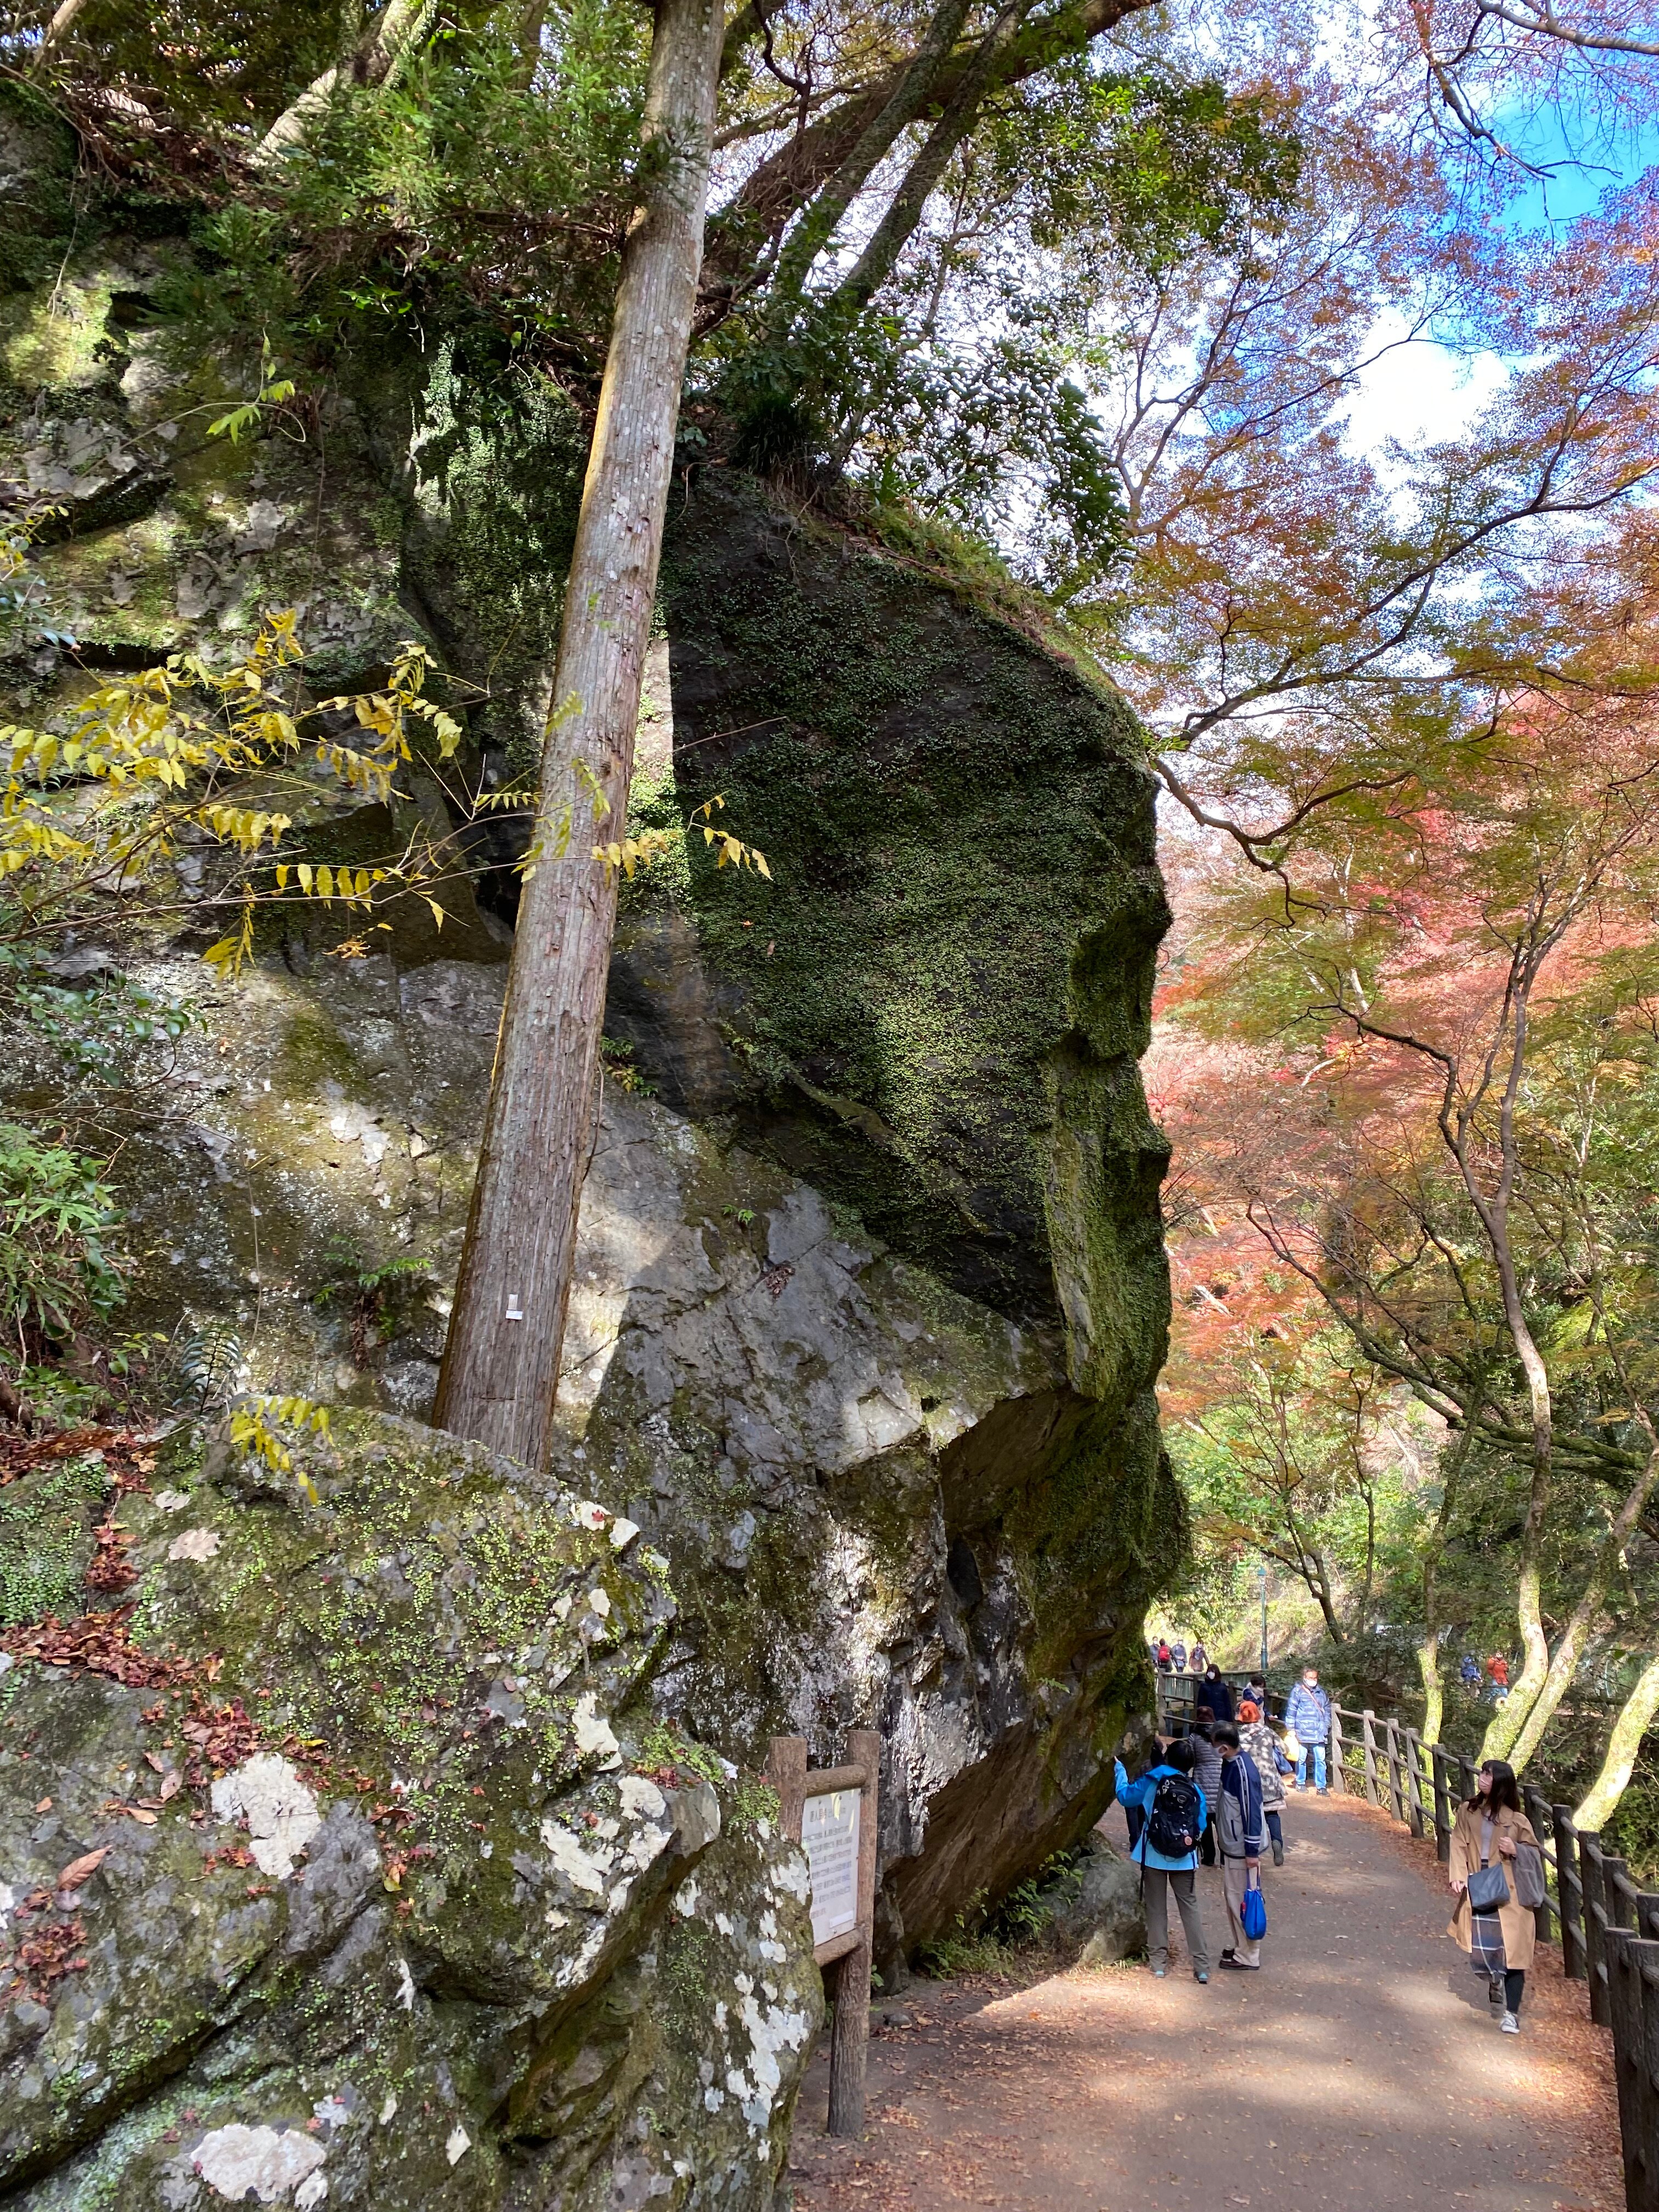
left=768, top=1729, right=880, bottom=2137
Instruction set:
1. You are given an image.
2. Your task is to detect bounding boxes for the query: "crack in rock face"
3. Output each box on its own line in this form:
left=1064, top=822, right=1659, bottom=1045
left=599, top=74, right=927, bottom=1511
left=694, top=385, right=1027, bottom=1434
left=192, top=2122, right=325, bottom=2202
left=210, top=1756, right=323, bottom=1880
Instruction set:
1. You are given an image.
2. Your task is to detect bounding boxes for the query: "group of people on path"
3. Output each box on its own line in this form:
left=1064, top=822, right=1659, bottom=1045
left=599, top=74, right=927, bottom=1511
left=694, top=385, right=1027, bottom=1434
left=1150, top=1635, right=1211, bottom=1675
left=1114, top=1664, right=1333, bottom=1982
left=1458, top=1651, right=1513, bottom=1706
left=1116, top=1658, right=1548, bottom=2039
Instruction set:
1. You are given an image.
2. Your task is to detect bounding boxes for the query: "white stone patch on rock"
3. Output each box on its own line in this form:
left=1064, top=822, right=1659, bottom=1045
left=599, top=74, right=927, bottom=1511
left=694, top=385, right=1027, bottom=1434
left=621, top=1819, right=673, bottom=1876
left=544, top=1907, right=569, bottom=1931
left=702, top=2087, right=724, bottom=2112
left=618, top=1774, right=665, bottom=1823
left=608, top=1517, right=640, bottom=1551
left=153, top=1489, right=191, bottom=1513
left=168, top=1527, right=222, bottom=1563
left=311, top=2096, right=351, bottom=2131
left=550, top=1594, right=573, bottom=1623
left=573, top=1500, right=609, bottom=1530
left=445, top=2125, right=471, bottom=2166
left=586, top=1588, right=611, bottom=1619
left=378, top=2096, right=397, bottom=2126
left=396, top=1958, right=415, bottom=2010
left=0, top=1884, right=13, bottom=1923
left=714, top=1913, right=733, bottom=1937
left=210, top=1756, right=321, bottom=1880
left=295, top=2174, right=328, bottom=2210
left=736, top=1991, right=814, bottom=2134
left=540, top=1819, right=610, bottom=1895
left=570, top=1691, right=619, bottom=1764
left=674, top=1877, right=699, bottom=1915
left=193, top=2122, right=325, bottom=2203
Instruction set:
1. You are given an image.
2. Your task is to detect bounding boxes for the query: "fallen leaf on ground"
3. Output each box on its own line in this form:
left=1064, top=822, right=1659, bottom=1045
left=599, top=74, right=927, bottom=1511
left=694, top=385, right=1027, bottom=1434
left=57, top=1848, right=108, bottom=1889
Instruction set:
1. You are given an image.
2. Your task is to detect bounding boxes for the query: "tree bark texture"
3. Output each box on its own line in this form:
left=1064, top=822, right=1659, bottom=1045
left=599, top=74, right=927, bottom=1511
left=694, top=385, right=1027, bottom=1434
left=1508, top=1437, right=1659, bottom=1772
left=1576, top=1650, right=1659, bottom=1831
left=433, top=0, right=724, bottom=1468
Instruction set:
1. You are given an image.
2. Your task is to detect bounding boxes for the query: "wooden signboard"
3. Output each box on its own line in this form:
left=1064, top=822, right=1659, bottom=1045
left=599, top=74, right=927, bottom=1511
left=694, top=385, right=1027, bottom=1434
left=768, top=1729, right=880, bottom=2137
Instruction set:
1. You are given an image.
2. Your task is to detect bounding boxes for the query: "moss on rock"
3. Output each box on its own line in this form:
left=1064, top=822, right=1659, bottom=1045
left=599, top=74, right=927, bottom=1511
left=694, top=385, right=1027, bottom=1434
left=0, top=1410, right=821, bottom=2210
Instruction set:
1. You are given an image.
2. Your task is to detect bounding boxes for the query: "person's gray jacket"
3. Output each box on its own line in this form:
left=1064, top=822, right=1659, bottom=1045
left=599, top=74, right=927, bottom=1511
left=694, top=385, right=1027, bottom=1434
left=1219, top=1751, right=1267, bottom=1859
left=1190, top=1730, right=1223, bottom=1808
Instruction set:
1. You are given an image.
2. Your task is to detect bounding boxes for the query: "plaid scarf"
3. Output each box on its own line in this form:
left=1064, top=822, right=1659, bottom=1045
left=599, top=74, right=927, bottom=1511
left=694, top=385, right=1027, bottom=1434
left=1469, top=1903, right=1506, bottom=1980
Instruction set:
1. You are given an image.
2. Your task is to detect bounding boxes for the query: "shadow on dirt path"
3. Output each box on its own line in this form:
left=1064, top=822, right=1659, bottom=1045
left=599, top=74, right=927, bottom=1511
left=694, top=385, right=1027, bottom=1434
left=786, top=1790, right=1623, bottom=2212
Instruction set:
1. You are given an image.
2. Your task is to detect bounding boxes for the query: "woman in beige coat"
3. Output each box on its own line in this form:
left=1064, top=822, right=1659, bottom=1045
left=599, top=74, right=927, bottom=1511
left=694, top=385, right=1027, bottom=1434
left=1448, top=1758, right=1542, bottom=2035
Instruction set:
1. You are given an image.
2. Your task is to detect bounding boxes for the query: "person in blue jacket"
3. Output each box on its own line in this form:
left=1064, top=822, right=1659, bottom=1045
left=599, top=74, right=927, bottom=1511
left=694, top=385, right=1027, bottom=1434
left=1284, top=1666, right=1333, bottom=1792
left=1114, top=1737, right=1212, bottom=1983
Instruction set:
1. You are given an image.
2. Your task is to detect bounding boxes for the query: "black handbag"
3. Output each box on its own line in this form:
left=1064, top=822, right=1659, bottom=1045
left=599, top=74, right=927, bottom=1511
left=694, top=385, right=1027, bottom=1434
left=1466, top=1858, right=1510, bottom=1913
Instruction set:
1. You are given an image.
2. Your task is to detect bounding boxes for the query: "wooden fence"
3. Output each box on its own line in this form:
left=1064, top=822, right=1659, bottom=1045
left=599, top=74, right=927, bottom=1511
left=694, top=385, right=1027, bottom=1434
left=1329, top=1700, right=1659, bottom=2212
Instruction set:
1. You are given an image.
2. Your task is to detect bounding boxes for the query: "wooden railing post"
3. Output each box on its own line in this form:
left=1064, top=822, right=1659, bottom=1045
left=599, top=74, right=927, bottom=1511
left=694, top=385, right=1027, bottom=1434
left=1403, top=1728, right=1426, bottom=1838
left=1330, top=1705, right=1347, bottom=1795
left=1362, top=1709, right=1379, bottom=1805
left=1554, top=1805, right=1587, bottom=1980
left=1432, top=1746, right=1452, bottom=1863
left=1606, top=1931, right=1659, bottom=2212
left=1637, top=1941, right=1659, bottom=2212
left=1384, top=1717, right=1405, bottom=1824
left=1584, top=1832, right=1613, bottom=2028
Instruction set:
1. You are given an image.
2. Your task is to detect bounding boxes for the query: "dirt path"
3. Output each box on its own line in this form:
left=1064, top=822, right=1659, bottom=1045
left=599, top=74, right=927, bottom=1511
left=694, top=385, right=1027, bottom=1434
left=786, top=1791, right=1622, bottom=2212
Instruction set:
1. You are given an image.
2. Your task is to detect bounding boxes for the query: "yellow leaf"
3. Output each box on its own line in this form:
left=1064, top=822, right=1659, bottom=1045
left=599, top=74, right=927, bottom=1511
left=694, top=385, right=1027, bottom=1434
left=425, top=899, right=446, bottom=930
left=317, top=864, right=334, bottom=900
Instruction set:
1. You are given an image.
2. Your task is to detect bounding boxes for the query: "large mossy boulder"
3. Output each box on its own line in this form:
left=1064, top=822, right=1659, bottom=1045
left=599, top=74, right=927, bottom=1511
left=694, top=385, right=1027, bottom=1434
left=0, top=1413, right=820, bottom=2209
left=0, top=110, right=1179, bottom=2000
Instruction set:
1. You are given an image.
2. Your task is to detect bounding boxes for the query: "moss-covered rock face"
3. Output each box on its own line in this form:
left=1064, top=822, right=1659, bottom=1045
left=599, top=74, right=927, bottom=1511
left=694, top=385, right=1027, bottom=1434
left=639, top=470, right=1172, bottom=1372
left=0, top=1412, right=820, bottom=2209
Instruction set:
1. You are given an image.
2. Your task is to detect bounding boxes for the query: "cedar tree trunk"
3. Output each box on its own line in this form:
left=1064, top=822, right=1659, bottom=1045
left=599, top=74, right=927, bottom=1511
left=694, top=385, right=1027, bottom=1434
left=435, top=0, right=724, bottom=1465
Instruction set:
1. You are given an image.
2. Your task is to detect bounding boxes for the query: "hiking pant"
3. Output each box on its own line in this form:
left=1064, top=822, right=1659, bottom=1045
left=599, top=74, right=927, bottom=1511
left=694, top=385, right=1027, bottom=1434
left=1222, top=1857, right=1262, bottom=1967
left=1294, top=1741, right=1327, bottom=1790
left=1142, top=1867, right=1210, bottom=1974
left=1265, top=1809, right=1283, bottom=1851
left=1200, top=1812, right=1217, bottom=1867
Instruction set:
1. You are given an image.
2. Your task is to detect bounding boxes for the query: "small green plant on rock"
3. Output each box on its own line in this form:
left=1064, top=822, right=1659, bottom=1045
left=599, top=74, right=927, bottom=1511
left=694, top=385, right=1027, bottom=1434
left=0, top=1124, right=128, bottom=1342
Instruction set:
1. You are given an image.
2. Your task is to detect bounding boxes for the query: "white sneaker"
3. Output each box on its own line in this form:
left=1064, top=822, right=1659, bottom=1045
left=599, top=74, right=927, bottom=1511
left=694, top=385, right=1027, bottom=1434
left=1500, top=2011, right=1520, bottom=2034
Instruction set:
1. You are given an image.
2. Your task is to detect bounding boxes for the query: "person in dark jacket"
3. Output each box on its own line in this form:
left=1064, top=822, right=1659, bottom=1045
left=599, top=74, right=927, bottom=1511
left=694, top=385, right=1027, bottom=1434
left=1202, top=1666, right=1234, bottom=1724
left=1215, top=1722, right=1267, bottom=1970
left=1189, top=1708, right=1222, bottom=1866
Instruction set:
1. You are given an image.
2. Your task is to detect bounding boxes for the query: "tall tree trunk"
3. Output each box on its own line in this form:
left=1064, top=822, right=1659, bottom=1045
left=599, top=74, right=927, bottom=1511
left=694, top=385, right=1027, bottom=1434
left=1576, top=1650, right=1659, bottom=1832
left=433, top=0, right=724, bottom=1468
left=1418, top=1419, right=1475, bottom=1748
left=1506, top=1437, right=1659, bottom=1771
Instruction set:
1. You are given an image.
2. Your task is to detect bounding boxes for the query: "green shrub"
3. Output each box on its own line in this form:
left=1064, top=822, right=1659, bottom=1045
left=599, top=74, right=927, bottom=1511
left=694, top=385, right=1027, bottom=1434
left=0, top=1125, right=127, bottom=1338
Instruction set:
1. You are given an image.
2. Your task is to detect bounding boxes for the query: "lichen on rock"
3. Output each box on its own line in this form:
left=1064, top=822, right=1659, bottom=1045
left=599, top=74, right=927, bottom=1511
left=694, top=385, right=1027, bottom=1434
left=0, top=1413, right=820, bottom=2210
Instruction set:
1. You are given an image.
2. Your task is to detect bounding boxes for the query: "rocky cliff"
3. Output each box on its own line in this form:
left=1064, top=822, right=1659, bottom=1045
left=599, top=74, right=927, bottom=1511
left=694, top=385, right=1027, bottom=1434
left=0, top=84, right=1178, bottom=2198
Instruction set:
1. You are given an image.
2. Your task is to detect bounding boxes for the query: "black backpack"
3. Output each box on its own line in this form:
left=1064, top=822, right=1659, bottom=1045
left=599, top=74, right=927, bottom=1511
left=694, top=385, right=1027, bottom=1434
left=1144, top=1773, right=1204, bottom=1859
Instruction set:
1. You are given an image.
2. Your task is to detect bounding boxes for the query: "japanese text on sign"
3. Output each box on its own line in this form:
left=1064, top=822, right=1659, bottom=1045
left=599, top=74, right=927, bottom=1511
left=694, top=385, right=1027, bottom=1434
left=802, top=1788, right=861, bottom=1946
